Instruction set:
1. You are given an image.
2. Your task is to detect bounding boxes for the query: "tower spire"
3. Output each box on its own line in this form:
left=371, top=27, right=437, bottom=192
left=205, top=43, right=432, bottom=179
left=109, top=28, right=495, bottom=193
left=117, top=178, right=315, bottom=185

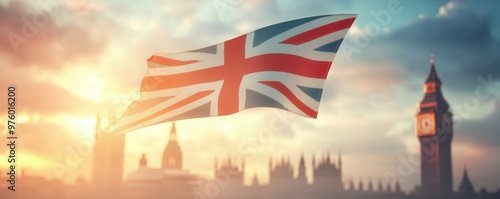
left=348, top=178, right=354, bottom=191
left=214, top=156, right=218, bottom=170
left=299, top=152, right=305, bottom=166
left=312, top=152, right=316, bottom=168
left=338, top=151, right=342, bottom=181
left=338, top=151, right=342, bottom=168
left=430, top=53, right=435, bottom=67
left=139, top=153, right=148, bottom=168
left=395, top=179, right=401, bottom=193
left=368, top=177, right=374, bottom=192
left=269, top=156, right=273, bottom=170
left=425, top=53, right=442, bottom=84
left=241, top=158, right=245, bottom=172
left=95, top=112, right=101, bottom=130
left=378, top=178, right=384, bottom=192
left=458, top=165, right=475, bottom=196
left=298, top=152, right=306, bottom=181
left=358, top=177, right=364, bottom=191
left=169, top=122, right=177, bottom=142
left=162, top=121, right=182, bottom=169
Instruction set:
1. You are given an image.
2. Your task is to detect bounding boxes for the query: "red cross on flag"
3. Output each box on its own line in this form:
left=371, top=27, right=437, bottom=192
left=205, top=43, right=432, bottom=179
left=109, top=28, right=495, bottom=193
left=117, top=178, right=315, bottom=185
left=113, top=14, right=357, bottom=134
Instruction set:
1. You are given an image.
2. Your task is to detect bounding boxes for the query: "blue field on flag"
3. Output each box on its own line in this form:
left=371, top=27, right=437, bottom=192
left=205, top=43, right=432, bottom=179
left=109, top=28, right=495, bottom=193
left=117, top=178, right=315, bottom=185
left=114, top=14, right=357, bottom=134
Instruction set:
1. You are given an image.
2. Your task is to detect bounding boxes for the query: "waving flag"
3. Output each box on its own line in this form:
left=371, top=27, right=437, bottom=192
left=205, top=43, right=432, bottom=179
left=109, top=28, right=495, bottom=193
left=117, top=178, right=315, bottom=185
left=114, top=14, right=356, bottom=133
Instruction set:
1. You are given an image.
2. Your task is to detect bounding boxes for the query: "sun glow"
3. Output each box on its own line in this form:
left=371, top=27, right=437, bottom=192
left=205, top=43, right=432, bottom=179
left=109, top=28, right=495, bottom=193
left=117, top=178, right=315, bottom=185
left=60, top=114, right=96, bottom=138
left=46, top=67, right=108, bottom=103
left=76, top=74, right=106, bottom=103
left=217, top=121, right=233, bottom=133
left=0, top=152, right=52, bottom=171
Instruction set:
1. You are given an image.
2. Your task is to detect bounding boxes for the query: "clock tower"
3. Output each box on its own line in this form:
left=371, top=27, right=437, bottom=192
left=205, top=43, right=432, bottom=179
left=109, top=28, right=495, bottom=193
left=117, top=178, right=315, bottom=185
left=162, top=122, right=183, bottom=170
left=416, top=55, right=453, bottom=197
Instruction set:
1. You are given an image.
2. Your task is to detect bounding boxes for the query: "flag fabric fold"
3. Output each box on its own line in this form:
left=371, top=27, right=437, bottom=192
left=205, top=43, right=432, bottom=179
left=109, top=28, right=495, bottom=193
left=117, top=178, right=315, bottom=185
left=114, top=14, right=357, bottom=134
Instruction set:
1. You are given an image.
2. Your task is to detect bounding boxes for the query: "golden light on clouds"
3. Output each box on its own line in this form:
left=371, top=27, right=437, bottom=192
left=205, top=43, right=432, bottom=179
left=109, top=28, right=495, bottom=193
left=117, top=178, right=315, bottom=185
left=0, top=0, right=499, bottom=194
left=60, top=114, right=96, bottom=138
left=0, top=152, right=52, bottom=171
left=76, top=76, right=105, bottom=103
left=52, top=70, right=107, bottom=103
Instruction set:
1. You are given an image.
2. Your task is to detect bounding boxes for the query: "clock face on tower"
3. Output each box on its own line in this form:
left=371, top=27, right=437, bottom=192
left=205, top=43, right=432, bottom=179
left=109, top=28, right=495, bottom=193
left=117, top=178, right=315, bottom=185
left=418, top=114, right=435, bottom=136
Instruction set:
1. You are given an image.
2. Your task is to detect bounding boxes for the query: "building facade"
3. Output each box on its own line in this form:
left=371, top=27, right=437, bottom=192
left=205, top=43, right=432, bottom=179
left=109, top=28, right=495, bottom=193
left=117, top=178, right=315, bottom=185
left=91, top=113, right=126, bottom=190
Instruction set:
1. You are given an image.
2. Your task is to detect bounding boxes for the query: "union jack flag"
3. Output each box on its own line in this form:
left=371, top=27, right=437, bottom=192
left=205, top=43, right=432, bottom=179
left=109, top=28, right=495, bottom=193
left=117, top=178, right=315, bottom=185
left=114, top=14, right=356, bottom=133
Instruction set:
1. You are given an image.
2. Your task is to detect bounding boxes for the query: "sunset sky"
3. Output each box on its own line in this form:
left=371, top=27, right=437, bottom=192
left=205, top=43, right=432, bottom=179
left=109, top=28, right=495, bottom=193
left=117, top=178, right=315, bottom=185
left=1, top=0, right=499, bottom=192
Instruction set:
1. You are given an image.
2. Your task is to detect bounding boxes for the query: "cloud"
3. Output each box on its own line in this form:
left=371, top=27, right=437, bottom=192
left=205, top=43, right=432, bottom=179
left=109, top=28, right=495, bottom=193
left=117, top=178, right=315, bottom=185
left=0, top=113, right=95, bottom=181
left=437, top=1, right=460, bottom=17
left=0, top=0, right=114, bottom=70
left=145, top=0, right=354, bottom=51
left=0, top=68, right=100, bottom=116
left=0, top=119, right=78, bottom=156
left=455, top=100, right=500, bottom=147
left=365, top=1, right=500, bottom=93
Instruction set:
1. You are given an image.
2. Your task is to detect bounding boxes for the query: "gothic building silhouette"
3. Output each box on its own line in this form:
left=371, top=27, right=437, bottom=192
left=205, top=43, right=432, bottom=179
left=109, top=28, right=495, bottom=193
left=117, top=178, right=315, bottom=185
left=3, top=56, right=499, bottom=199
left=162, top=122, right=183, bottom=170
left=91, top=113, right=126, bottom=190
left=83, top=55, right=499, bottom=199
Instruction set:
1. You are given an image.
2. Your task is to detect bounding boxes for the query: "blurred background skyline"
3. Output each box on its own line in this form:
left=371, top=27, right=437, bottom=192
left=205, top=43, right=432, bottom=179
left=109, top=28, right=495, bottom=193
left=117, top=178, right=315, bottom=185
left=0, top=0, right=499, bottom=193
